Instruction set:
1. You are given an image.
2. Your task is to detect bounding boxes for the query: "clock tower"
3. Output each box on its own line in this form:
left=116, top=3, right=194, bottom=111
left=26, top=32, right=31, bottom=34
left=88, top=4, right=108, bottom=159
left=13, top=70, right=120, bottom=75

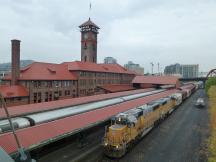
left=79, top=18, right=100, bottom=63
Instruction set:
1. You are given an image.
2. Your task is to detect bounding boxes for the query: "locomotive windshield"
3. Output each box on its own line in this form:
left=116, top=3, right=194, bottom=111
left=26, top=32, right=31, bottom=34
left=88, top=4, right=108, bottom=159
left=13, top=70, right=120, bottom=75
left=113, top=114, right=137, bottom=125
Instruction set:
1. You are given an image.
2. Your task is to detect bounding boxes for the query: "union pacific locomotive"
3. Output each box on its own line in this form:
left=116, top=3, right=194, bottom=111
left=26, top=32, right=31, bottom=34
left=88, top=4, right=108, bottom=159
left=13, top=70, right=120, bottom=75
left=103, top=93, right=183, bottom=158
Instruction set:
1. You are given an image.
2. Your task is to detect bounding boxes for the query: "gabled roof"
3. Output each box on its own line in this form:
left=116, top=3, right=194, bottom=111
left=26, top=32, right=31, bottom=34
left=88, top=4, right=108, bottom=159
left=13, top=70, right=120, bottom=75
left=3, top=61, right=134, bottom=81
left=4, top=62, right=77, bottom=81
left=0, top=85, right=29, bottom=98
left=132, top=76, right=179, bottom=85
left=98, top=84, right=135, bottom=93
left=63, top=61, right=135, bottom=74
left=79, top=18, right=100, bottom=29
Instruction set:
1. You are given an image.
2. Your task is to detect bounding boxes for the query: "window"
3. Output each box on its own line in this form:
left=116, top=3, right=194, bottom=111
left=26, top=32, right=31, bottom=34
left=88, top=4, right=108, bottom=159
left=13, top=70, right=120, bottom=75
left=38, top=92, right=41, bottom=103
left=53, top=81, right=59, bottom=87
left=33, top=93, right=37, bottom=103
left=59, top=91, right=62, bottom=96
left=44, top=81, right=48, bottom=87
left=47, top=81, right=52, bottom=88
left=38, top=81, right=41, bottom=88
left=49, top=93, right=52, bottom=101
left=65, top=90, right=70, bottom=96
left=84, top=56, right=87, bottom=62
left=45, top=92, right=48, bottom=102
left=84, top=42, right=87, bottom=49
left=33, top=81, right=37, bottom=88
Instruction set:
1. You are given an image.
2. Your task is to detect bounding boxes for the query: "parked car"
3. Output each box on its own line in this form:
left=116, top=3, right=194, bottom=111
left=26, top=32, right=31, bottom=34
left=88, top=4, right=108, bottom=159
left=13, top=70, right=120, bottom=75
left=195, top=98, right=205, bottom=108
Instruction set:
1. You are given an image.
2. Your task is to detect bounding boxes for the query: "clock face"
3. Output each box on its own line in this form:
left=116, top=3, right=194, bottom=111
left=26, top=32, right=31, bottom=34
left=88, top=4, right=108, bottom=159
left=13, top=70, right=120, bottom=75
left=84, top=33, right=88, bottom=39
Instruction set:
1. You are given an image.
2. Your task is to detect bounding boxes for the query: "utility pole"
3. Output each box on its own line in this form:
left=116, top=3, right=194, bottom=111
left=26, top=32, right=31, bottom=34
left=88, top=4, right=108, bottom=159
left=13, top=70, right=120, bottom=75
left=157, top=63, right=160, bottom=76
left=150, top=62, right=154, bottom=75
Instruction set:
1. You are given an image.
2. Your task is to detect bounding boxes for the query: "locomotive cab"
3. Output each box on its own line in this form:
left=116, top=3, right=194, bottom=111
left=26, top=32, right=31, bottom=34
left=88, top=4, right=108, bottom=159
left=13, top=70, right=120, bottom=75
left=103, top=113, right=137, bottom=158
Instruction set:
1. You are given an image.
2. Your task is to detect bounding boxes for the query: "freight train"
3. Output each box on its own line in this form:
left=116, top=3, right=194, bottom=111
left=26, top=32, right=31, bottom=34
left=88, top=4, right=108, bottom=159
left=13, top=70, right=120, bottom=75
left=0, top=89, right=165, bottom=133
left=103, top=83, right=199, bottom=158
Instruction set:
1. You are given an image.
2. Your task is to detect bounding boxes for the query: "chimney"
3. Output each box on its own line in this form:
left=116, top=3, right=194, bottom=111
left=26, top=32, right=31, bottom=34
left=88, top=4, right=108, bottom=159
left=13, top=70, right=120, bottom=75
left=11, top=39, right=21, bottom=85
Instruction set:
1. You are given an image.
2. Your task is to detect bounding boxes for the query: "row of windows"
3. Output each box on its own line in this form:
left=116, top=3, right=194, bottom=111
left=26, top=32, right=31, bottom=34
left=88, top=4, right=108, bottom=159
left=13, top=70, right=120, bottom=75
left=79, top=78, right=132, bottom=86
left=33, top=90, right=76, bottom=103
left=79, top=71, right=133, bottom=78
left=79, top=88, right=94, bottom=95
left=32, top=81, right=76, bottom=88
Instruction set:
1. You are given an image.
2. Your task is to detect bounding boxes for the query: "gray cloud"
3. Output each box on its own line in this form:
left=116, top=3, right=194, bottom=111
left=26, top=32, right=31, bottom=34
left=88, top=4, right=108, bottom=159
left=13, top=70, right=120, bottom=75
left=0, top=0, right=215, bottom=72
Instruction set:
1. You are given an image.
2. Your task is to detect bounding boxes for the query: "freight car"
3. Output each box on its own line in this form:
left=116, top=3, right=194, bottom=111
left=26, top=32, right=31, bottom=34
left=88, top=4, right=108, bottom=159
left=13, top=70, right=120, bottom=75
left=103, top=95, right=179, bottom=158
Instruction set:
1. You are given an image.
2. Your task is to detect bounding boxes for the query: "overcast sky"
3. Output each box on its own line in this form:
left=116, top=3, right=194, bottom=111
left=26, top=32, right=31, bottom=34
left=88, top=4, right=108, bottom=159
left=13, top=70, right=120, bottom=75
left=0, top=0, right=216, bottom=73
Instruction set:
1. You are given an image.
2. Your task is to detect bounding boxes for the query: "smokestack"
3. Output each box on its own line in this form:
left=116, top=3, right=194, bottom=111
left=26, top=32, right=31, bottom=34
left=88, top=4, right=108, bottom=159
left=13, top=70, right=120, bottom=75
left=11, top=39, right=21, bottom=85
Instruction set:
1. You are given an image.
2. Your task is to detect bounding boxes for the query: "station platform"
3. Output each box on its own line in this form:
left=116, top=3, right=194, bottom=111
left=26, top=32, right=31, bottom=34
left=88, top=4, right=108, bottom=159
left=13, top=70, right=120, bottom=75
left=0, top=89, right=177, bottom=155
left=0, top=88, right=154, bottom=119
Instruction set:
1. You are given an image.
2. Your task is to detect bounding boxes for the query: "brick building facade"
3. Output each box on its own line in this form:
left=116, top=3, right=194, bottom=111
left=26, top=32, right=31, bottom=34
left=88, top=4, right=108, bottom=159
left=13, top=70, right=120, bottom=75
left=0, top=18, right=135, bottom=107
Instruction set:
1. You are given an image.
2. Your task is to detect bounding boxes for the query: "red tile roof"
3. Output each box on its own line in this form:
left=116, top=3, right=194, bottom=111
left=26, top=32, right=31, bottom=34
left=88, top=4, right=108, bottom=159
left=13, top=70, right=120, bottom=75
left=0, top=88, right=154, bottom=119
left=79, top=18, right=100, bottom=29
left=132, top=76, right=179, bottom=85
left=0, top=85, right=28, bottom=98
left=98, top=84, right=135, bottom=93
left=3, top=61, right=134, bottom=81
left=4, top=62, right=77, bottom=81
left=64, top=61, right=135, bottom=74
left=0, top=89, right=177, bottom=155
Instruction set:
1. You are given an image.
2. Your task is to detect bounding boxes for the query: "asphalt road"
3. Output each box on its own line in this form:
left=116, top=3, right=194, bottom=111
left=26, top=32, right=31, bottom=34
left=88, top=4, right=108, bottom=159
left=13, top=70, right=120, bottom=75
left=100, top=89, right=209, bottom=162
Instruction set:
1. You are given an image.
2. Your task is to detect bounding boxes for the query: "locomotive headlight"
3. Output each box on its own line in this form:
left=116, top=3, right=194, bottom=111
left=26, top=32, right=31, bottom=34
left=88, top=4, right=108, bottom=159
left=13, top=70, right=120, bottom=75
left=116, top=145, right=119, bottom=149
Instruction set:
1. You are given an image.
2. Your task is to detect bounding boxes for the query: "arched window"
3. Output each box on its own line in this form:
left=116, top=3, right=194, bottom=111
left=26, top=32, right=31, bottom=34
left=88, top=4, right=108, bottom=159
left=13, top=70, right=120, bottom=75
left=84, top=42, right=87, bottom=49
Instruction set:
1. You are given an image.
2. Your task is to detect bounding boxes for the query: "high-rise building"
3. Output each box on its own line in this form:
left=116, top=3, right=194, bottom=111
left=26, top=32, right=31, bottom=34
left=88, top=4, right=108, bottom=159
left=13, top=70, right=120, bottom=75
left=164, top=63, right=181, bottom=75
left=181, top=64, right=199, bottom=78
left=104, top=57, right=117, bottom=64
left=124, top=61, right=144, bottom=75
left=164, top=63, right=199, bottom=78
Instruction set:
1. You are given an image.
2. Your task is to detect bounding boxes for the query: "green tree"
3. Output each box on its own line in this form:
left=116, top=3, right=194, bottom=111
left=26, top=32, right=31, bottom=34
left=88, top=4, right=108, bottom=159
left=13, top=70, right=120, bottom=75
left=205, top=77, right=216, bottom=92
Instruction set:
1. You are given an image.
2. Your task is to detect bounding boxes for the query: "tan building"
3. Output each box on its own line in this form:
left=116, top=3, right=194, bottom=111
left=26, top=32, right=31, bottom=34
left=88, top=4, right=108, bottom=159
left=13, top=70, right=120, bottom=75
left=124, top=61, right=144, bottom=75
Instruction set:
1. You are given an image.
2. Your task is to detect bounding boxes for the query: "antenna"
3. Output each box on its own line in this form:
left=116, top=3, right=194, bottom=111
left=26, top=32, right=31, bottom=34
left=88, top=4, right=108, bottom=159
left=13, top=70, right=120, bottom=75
left=89, top=1, right=92, bottom=19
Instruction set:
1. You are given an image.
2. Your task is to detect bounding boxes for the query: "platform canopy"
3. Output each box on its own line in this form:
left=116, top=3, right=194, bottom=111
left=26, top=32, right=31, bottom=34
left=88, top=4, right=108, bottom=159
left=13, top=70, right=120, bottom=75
left=132, top=76, right=180, bottom=88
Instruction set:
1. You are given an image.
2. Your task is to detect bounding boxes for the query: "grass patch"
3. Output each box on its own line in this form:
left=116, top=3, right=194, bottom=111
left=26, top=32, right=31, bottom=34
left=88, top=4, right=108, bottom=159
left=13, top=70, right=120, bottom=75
left=208, top=86, right=216, bottom=162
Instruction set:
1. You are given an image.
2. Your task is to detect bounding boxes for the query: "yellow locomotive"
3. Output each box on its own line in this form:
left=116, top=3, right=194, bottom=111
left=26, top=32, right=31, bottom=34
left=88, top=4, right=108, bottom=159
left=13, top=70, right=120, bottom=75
left=103, top=96, right=178, bottom=158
